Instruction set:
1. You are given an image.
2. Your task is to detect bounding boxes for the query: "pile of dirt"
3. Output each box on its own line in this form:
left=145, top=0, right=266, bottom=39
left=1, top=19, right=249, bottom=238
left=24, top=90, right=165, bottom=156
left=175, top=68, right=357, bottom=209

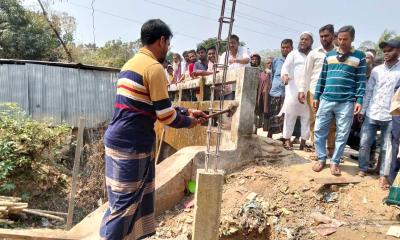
left=149, top=144, right=399, bottom=240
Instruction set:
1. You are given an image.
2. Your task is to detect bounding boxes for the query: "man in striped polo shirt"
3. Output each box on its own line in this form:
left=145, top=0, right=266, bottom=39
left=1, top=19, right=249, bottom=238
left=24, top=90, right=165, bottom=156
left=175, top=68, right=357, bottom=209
left=101, top=19, right=206, bottom=240
left=312, top=25, right=366, bottom=175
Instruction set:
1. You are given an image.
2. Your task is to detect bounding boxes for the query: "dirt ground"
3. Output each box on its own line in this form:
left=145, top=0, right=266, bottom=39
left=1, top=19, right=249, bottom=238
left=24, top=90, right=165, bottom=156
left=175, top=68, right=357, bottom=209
left=148, top=135, right=400, bottom=240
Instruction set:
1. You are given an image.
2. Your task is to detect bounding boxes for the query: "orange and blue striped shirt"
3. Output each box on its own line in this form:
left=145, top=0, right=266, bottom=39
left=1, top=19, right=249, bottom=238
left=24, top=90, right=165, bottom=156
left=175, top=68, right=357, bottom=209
left=104, top=48, right=192, bottom=152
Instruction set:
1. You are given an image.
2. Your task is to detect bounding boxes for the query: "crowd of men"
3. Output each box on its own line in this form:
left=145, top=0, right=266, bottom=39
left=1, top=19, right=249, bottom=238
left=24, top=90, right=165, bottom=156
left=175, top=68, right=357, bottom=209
left=100, top=19, right=400, bottom=239
left=166, top=24, right=400, bottom=189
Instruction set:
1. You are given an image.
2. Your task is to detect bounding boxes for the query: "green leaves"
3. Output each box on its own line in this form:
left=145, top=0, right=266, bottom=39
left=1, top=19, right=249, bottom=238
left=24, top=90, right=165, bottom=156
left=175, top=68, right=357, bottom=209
left=0, top=0, right=73, bottom=61
left=0, top=103, right=71, bottom=193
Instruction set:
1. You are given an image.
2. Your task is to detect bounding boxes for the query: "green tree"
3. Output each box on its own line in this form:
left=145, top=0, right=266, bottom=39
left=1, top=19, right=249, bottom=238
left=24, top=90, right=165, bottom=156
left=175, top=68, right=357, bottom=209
left=73, top=39, right=142, bottom=68
left=259, top=49, right=281, bottom=59
left=197, top=37, right=228, bottom=54
left=197, top=37, right=246, bottom=54
left=358, top=29, right=400, bottom=59
left=0, top=0, right=75, bottom=61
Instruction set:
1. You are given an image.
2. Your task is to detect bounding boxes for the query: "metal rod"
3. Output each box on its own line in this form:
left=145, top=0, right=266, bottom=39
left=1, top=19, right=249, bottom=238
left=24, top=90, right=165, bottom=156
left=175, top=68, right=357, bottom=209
left=214, top=0, right=236, bottom=171
left=205, top=0, right=237, bottom=172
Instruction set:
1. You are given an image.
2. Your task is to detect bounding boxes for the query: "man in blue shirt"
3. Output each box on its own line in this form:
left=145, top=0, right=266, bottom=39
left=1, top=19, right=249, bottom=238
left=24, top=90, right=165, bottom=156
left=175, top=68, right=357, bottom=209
left=265, top=39, right=293, bottom=138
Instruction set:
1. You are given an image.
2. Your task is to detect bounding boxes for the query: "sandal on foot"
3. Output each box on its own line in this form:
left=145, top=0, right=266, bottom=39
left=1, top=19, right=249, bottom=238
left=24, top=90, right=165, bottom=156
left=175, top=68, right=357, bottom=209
left=312, top=162, right=326, bottom=172
left=357, top=171, right=366, bottom=177
left=379, top=177, right=390, bottom=190
left=330, top=164, right=341, bottom=176
left=310, top=154, right=318, bottom=161
left=284, top=144, right=293, bottom=150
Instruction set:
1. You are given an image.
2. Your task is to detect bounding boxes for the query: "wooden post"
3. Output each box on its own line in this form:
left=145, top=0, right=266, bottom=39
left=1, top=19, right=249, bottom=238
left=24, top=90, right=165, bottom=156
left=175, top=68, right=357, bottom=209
left=66, top=117, right=85, bottom=230
left=155, top=127, right=166, bottom=165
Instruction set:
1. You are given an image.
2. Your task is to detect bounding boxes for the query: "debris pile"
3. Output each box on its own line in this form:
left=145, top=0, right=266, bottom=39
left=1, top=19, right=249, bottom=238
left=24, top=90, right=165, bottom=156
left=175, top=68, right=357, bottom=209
left=0, top=196, right=28, bottom=222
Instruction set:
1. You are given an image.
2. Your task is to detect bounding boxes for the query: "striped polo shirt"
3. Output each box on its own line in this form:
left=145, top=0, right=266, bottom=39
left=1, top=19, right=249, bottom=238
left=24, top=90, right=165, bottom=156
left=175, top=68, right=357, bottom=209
left=313, top=49, right=366, bottom=104
left=104, top=48, right=192, bottom=153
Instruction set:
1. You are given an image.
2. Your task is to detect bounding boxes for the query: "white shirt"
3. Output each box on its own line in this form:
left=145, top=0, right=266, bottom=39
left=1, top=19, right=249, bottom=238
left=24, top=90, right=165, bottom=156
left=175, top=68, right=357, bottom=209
left=279, top=49, right=310, bottom=117
left=362, top=61, right=400, bottom=121
left=299, top=46, right=331, bottom=94
left=218, top=47, right=250, bottom=94
left=219, top=46, right=250, bottom=69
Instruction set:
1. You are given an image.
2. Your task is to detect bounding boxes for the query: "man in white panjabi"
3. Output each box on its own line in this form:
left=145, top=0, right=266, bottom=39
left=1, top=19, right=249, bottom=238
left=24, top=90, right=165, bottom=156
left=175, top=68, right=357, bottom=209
left=280, top=32, right=313, bottom=150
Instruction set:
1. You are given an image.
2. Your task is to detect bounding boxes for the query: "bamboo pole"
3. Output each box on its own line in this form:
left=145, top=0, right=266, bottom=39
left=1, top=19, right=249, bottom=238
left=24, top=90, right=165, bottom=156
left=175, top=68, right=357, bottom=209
left=66, top=117, right=85, bottom=230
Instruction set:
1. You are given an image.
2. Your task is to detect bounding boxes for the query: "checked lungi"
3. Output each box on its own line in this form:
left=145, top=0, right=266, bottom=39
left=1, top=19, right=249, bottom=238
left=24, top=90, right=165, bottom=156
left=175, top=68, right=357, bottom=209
left=264, top=96, right=284, bottom=133
left=100, top=147, right=155, bottom=240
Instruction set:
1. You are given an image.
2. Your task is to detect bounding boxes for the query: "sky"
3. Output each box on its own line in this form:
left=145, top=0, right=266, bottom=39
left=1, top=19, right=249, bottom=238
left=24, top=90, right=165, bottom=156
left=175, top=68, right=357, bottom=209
left=23, top=0, right=400, bottom=55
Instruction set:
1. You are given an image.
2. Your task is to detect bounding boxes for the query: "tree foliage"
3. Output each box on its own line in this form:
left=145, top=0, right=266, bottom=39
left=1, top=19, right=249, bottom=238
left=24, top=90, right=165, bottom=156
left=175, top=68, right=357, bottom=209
left=0, top=0, right=74, bottom=61
left=196, top=37, right=246, bottom=54
left=0, top=103, right=71, bottom=192
left=71, top=39, right=141, bottom=68
left=358, top=29, right=400, bottom=59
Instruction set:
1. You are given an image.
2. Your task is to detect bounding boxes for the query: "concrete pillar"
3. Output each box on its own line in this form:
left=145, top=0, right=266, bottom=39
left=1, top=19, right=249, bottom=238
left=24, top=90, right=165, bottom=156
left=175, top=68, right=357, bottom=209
left=231, top=67, right=258, bottom=142
left=192, top=169, right=224, bottom=240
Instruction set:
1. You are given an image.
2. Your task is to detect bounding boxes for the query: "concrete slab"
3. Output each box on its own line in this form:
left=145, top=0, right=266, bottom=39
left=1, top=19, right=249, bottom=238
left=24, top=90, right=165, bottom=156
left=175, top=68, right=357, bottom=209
left=155, top=146, right=205, bottom=215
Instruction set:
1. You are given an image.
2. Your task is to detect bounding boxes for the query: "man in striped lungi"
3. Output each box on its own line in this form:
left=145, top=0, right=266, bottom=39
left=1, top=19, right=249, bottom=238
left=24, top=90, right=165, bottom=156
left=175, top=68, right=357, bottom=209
left=100, top=19, right=206, bottom=240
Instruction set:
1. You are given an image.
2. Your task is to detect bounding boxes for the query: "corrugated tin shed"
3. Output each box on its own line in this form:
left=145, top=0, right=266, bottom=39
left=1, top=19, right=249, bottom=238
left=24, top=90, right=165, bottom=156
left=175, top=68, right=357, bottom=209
left=0, top=59, right=119, bottom=128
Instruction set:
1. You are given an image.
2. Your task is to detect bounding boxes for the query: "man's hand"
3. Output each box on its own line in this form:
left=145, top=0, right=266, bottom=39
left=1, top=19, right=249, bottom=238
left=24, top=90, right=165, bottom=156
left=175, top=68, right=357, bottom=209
left=188, top=117, right=201, bottom=128
left=357, top=113, right=364, bottom=122
left=354, top=103, right=362, bottom=115
left=312, top=100, right=319, bottom=113
left=298, top=92, right=306, bottom=104
left=282, top=75, right=289, bottom=85
left=188, top=109, right=207, bottom=124
left=228, top=58, right=236, bottom=64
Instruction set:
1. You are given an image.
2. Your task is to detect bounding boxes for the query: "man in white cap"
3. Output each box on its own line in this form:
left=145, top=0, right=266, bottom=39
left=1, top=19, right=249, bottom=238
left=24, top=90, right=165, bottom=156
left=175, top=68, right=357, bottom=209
left=280, top=31, right=313, bottom=150
left=365, top=50, right=375, bottom=79
left=298, top=24, right=336, bottom=159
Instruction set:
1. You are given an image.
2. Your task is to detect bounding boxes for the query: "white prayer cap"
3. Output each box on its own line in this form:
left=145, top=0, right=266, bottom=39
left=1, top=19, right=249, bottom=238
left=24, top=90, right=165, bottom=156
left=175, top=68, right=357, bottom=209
left=300, top=31, right=313, bottom=40
left=365, top=51, right=375, bottom=59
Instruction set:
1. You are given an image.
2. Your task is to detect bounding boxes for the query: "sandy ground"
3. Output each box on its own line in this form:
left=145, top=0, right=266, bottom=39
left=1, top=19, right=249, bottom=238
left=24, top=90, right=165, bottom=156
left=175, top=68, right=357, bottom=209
left=148, top=129, right=400, bottom=240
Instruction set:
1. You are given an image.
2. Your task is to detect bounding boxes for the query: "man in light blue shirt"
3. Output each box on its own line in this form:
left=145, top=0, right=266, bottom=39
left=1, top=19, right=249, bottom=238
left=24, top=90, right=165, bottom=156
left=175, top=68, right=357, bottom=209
left=265, top=39, right=293, bottom=138
left=358, top=39, right=400, bottom=189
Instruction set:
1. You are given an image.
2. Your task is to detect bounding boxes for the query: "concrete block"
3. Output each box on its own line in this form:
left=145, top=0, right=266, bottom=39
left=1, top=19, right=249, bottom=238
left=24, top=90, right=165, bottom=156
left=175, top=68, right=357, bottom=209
left=192, top=169, right=224, bottom=240
left=155, top=146, right=205, bottom=215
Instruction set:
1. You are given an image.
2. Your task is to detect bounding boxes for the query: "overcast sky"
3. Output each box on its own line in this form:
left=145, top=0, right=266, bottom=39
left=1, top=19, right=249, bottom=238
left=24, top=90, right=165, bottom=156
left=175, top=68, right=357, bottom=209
left=23, top=0, right=400, bottom=55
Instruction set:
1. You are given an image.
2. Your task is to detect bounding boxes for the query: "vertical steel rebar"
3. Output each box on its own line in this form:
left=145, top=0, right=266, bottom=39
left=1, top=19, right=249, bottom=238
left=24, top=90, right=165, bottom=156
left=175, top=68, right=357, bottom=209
left=205, top=0, right=236, bottom=172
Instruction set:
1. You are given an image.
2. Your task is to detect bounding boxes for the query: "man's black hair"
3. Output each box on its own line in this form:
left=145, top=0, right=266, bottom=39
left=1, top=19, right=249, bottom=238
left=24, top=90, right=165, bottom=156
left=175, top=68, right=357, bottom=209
left=251, top=54, right=261, bottom=62
left=337, top=25, right=355, bottom=40
left=189, top=49, right=196, bottom=54
left=281, top=39, right=293, bottom=47
left=207, top=46, right=216, bottom=52
left=182, top=50, right=188, bottom=56
left=140, top=19, right=173, bottom=45
left=197, top=46, right=206, bottom=53
left=319, top=24, right=335, bottom=35
left=229, top=34, right=239, bottom=42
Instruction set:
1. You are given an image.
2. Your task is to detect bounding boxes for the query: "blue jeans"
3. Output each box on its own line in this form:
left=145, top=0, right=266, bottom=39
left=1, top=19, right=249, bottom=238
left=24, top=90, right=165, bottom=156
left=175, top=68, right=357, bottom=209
left=358, top=116, right=392, bottom=176
left=389, top=116, right=400, bottom=182
left=314, top=99, right=354, bottom=165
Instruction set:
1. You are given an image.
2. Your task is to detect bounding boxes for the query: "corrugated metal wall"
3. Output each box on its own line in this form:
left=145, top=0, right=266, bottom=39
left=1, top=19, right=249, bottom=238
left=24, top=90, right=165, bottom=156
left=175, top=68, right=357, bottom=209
left=0, top=63, right=118, bottom=128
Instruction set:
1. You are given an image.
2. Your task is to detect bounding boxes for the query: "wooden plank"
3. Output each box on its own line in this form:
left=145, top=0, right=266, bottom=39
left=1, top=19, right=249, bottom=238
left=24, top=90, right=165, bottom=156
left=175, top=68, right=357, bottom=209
left=314, top=177, right=363, bottom=185
left=23, top=209, right=65, bottom=222
left=0, top=229, right=76, bottom=240
left=28, top=209, right=67, bottom=216
left=66, top=117, right=85, bottom=230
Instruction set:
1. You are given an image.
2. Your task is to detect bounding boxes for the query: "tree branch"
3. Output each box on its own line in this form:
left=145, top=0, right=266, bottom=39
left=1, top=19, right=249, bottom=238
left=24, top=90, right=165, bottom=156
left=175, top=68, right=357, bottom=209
left=36, top=0, right=73, bottom=62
